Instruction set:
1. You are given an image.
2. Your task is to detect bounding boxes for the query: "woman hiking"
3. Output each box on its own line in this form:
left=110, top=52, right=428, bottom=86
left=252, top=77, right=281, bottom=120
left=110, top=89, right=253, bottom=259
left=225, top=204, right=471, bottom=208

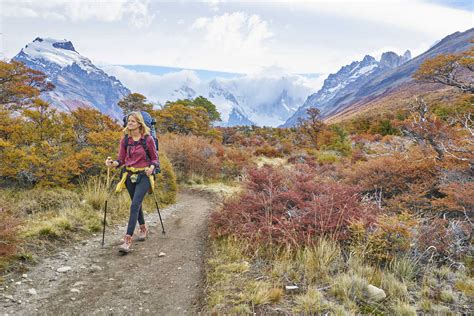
left=105, top=111, right=159, bottom=253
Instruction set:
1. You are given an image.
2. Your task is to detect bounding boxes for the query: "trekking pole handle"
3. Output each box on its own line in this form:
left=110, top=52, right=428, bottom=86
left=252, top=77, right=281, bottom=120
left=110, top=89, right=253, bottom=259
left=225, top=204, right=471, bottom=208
left=106, top=157, right=111, bottom=189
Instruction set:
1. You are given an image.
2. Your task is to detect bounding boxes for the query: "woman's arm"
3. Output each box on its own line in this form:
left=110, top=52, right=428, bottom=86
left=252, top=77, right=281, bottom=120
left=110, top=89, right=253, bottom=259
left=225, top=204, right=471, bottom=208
left=115, top=136, right=126, bottom=167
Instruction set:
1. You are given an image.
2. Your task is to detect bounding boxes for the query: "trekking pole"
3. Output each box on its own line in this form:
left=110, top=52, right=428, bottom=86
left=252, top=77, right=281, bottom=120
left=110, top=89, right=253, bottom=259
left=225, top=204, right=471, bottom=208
left=101, top=159, right=111, bottom=248
left=152, top=191, right=166, bottom=235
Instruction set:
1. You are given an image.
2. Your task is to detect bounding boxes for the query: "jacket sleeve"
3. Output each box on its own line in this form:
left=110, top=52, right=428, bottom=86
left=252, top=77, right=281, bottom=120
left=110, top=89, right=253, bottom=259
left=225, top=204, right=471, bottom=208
left=116, top=137, right=126, bottom=167
left=146, top=136, right=160, bottom=169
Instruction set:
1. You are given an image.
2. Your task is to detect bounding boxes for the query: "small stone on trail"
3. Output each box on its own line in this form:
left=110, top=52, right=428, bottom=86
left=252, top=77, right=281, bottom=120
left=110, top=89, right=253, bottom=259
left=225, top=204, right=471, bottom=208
left=73, top=281, right=86, bottom=287
left=285, top=285, right=299, bottom=293
left=70, top=288, right=80, bottom=293
left=22, top=274, right=27, bottom=279
left=177, top=267, right=182, bottom=270
left=4, top=295, right=14, bottom=301
left=27, top=289, right=37, bottom=295
left=71, top=297, right=76, bottom=301
left=57, top=266, right=72, bottom=273
left=158, top=252, right=166, bottom=257
left=14, top=282, right=21, bottom=285
left=89, top=265, right=102, bottom=273
left=142, top=290, right=150, bottom=294
left=108, top=278, right=115, bottom=281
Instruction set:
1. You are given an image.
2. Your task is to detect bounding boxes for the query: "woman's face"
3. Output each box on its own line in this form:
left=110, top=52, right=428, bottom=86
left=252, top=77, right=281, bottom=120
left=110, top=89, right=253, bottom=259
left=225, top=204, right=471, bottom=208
left=127, top=115, right=140, bottom=131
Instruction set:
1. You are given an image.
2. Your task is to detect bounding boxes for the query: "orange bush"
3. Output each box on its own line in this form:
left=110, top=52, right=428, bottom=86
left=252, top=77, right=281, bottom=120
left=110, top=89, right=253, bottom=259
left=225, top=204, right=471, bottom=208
left=160, top=133, right=222, bottom=181
left=345, top=155, right=438, bottom=201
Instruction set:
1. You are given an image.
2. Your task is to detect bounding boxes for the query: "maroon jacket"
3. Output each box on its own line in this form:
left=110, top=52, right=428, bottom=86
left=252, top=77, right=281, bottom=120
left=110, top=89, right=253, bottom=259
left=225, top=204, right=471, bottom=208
left=116, top=135, right=159, bottom=169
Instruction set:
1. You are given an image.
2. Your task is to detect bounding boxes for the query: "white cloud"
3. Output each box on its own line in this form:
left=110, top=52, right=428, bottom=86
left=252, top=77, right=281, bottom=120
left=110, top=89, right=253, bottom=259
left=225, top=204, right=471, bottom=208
left=101, top=65, right=202, bottom=104
left=285, top=0, right=473, bottom=37
left=101, top=65, right=324, bottom=126
left=1, top=0, right=154, bottom=28
left=192, top=12, right=273, bottom=55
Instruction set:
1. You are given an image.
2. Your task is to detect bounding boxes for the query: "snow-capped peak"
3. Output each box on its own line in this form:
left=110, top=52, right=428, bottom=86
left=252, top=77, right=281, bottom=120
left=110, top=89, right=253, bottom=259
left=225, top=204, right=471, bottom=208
left=20, top=37, right=95, bottom=72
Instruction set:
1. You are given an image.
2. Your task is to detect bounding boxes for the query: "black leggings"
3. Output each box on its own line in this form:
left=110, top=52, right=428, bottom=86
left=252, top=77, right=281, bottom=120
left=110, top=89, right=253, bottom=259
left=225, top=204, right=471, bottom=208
left=125, top=174, right=150, bottom=236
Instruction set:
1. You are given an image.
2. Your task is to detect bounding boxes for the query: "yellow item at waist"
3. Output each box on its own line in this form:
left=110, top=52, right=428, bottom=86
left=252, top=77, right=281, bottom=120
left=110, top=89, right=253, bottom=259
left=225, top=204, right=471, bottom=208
left=115, top=167, right=155, bottom=193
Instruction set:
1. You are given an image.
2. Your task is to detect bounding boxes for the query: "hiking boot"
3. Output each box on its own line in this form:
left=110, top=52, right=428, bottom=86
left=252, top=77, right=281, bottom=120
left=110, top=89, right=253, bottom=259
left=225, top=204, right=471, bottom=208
left=138, top=224, right=148, bottom=241
left=119, top=234, right=132, bottom=253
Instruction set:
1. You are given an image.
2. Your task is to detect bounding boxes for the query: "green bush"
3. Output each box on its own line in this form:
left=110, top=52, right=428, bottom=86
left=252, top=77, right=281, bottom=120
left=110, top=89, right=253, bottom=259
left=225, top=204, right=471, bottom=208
left=155, top=152, right=177, bottom=205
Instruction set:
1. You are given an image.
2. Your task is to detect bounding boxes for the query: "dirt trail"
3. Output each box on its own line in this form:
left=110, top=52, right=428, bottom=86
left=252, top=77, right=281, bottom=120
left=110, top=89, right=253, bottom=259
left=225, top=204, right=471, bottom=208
left=1, top=191, right=214, bottom=315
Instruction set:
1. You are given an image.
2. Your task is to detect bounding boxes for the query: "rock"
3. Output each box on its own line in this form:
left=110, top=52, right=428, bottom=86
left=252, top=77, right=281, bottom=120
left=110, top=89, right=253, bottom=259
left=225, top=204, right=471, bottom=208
left=73, top=281, right=86, bottom=287
left=71, top=297, right=76, bottom=301
left=158, top=252, right=166, bottom=257
left=89, top=265, right=102, bottom=273
left=4, top=295, right=14, bottom=301
left=142, top=290, right=150, bottom=294
left=70, top=288, right=80, bottom=293
left=22, top=274, right=28, bottom=279
left=285, top=285, right=299, bottom=293
left=177, top=267, right=182, bottom=270
left=14, top=282, right=21, bottom=285
left=367, top=284, right=386, bottom=302
left=27, top=288, right=37, bottom=295
left=57, top=266, right=72, bottom=273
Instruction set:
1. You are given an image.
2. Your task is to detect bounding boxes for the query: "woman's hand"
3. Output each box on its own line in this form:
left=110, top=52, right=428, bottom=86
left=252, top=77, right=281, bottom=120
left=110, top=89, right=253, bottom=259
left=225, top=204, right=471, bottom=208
left=145, top=165, right=155, bottom=176
left=105, top=157, right=117, bottom=168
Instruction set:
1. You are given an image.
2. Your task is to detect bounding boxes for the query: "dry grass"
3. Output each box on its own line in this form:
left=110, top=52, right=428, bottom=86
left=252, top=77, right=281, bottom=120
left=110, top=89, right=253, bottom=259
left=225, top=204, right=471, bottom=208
left=380, top=272, right=409, bottom=300
left=389, top=255, right=419, bottom=285
left=293, top=287, right=332, bottom=314
left=298, top=237, right=343, bottom=284
left=80, top=175, right=110, bottom=210
left=391, top=300, right=416, bottom=316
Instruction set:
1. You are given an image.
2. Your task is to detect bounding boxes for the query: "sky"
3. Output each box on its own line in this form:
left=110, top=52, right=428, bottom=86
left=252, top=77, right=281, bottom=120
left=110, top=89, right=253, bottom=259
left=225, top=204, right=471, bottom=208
left=1, top=0, right=473, bottom=74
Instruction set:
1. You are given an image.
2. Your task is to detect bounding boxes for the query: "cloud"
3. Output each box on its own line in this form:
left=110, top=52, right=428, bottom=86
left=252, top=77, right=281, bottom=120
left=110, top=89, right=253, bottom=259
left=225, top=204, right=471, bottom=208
left=1, top=0, right=154, bottom=28
left=102, top=64, right=324, bottom=126
left=192, top=12, right=273, bottom=55
left=101, top=65, right=203, bottom=104
left=286, top=0, right=473, bottom=37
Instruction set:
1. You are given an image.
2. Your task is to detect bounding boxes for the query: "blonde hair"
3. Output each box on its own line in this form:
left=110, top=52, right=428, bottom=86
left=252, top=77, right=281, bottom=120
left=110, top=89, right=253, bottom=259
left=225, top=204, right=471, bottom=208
left=122, top=111, right=150, bottom=136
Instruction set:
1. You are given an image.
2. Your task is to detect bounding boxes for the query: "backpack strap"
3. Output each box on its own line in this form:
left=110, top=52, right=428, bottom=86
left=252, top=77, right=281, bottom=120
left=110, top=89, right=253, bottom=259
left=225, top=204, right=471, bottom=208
left=142, top=135, right=150, bottom=162
left=123, top=134, right=152, bottom=162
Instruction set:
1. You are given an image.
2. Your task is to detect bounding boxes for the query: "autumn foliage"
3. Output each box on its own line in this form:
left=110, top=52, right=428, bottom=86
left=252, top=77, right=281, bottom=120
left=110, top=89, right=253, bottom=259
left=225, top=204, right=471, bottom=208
left=210, top=165, right=380, bottom=250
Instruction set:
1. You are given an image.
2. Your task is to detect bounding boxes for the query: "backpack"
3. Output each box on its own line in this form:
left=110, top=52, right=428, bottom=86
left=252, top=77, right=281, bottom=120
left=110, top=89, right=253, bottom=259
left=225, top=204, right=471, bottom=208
left=122, top=111, right=160, bottom=174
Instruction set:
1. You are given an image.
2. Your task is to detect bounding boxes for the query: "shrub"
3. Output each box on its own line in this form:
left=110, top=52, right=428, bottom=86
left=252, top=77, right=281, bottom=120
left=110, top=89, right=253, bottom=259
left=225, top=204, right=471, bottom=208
left=254, top=144, right=284, bottom=158
left=18, top=188, right=80, bottom=214
left=0, top=204, right=20, bottom=263
left=345, top=155, right=438, bottom=202
left=210, top=165, right=379, bottom=250
left=160, top=133, right=222, bottom=182
left=155, top=152, right=177, bottom=205
left=350, top=212, right=419, bottom=263
left=416, top=218, right=471, bottom=262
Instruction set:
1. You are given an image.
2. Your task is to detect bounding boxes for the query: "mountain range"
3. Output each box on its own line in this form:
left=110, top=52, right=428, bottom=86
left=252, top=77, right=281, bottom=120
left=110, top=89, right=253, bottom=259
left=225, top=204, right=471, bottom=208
left=11, top=28, right=473, bottom=126
left=283, top=28, right=473, bottom=126
left=13, top=37, right=130, bottom=120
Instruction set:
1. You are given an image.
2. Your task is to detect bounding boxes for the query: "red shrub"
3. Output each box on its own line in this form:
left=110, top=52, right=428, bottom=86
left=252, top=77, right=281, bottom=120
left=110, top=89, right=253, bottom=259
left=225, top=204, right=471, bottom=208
left=0, top=206, right=20, bottom=260
left=210, top=165, right=379, bottom=249
left=417, top=218, right=471, bottom=261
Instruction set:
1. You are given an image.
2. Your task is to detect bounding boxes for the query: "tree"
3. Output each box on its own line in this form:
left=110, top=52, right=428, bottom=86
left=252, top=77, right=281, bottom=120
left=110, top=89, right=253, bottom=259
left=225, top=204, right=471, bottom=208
left=166, top=96, right=221, bottom=122
left=0, top=61, right=54, bottom=110
left=401, top=97, right=472, bottom=162
left=117, top=93, right=153, bottom=114
left=414, top=45, right=474, bottom=94
left=297, top=107, right=326, bottom=148
left=156, top=103, right=210, bottom=135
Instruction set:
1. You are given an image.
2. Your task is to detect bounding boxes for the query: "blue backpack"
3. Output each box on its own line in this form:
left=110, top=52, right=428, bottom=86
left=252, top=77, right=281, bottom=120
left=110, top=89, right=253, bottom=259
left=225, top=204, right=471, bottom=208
left=122, top=111, right=160, bottom=174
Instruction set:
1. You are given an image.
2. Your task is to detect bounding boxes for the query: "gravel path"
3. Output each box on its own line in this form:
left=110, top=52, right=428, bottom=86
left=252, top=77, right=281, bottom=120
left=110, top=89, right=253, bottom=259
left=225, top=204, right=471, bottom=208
left=1, top=191, right=213, bottom=315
